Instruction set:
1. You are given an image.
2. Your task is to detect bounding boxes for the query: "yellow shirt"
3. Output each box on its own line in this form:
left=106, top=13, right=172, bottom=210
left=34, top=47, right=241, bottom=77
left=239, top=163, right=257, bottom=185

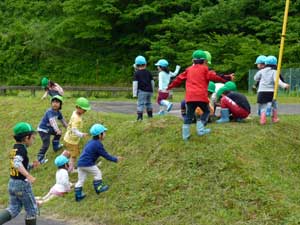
left=63, top=111, right=83, bottom=145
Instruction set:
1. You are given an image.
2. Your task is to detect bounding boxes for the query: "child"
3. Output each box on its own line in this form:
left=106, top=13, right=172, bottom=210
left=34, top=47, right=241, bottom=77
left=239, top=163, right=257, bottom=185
left=37, top=95, right=68, bottom=164
left=0, top=122, right=39, bottom=225
left=35, top=154, right=72, bottom=205
left=216, top=90, right=251, bottom=123
left=167, top=50, right=229, bottom=140
left=132, top=55, right=155, bottom=121
left=74, top=123, right=123, bottom=202
left=41, top=77, right=64, bottom=99
left=254, top=55, right=289, bottom=125
left=155, top=59, right=180, bottom=115
left=63, top=97, right=90, bottom=172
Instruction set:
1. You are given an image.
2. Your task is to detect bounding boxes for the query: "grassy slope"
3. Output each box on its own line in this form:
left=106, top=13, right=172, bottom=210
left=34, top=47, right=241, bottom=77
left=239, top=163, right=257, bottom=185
left=1, top=96, right=300, bottom=225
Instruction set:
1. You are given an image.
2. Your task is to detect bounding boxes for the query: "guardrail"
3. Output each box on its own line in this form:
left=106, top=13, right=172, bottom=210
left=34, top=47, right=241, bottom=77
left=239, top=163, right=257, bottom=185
left=0, top=86, right=184, bottom=96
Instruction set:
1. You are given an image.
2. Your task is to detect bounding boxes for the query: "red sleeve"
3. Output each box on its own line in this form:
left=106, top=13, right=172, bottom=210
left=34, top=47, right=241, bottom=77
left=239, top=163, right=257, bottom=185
left=208, top=70, right=227, bottom=83
left=167, top=70, right=187, bottom=90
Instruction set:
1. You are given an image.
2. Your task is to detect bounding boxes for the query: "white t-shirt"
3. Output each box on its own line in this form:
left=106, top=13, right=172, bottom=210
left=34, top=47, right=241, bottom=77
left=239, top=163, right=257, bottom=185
left=50, top=169, right=71, bottom=195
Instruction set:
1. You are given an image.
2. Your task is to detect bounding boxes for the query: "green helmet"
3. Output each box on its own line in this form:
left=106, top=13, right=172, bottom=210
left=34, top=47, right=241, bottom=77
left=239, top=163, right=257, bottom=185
left=224, top=81, right=237, bottom=91
left=204, top=51, right=212, bottom=64
left=41, top=77, right=49, bottom=88
left=208, top=81, right=216, bottom=93
left=76, top=97, right=91, bottom=111
left=192, top=50, right=207, bottom=60
left=13, top=122, right=35, bottom=136
left=51, top=95, right=63, bottom=103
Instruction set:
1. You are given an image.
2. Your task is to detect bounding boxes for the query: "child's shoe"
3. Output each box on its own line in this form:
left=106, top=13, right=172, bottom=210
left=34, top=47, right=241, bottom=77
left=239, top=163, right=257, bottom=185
left=272, top=109, right=280, bottom=123
left=75, top=187, right=86, bottom=202
left=167, top=103, right=173, bottom=112
left=93, top=180, right=109, bottom=194
left=260, top=112, right=267, bottom=125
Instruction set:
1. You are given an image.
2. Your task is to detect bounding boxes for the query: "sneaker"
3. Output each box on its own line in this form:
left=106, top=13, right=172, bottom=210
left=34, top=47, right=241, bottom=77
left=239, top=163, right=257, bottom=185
left=39, top=158, right=48, bottom=164
left=158, top=110, right=165, bottom=116
left=167, top=103, right=173, bottom=112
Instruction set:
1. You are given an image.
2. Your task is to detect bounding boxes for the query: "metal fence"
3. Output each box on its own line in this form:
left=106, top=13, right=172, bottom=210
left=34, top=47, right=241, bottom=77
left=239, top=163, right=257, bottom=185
left=248, top=68, right=300, bottom=94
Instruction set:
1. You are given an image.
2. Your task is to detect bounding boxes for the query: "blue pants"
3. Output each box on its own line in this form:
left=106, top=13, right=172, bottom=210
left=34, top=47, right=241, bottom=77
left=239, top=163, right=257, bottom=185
left=6, top=179, right=38, bottom=219
left=37, top=131, right=61, bottom=161
left=185, top=102, right=210, bottom=124
left=137, top=90, right=153, bottom=112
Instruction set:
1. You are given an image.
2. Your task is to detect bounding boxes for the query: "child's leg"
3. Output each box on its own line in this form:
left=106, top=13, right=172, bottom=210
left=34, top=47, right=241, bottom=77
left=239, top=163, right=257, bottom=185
left=75, top=167, right=89, bottom=201
left=37, top=131, right=51, bottom=163
left=145, top=92, right=153, bottom=118
left=137, top=91, right=145, bottom=120
left=180, top=100, right=187, bottom=119
left=89, top=166, right=109, bottom=194
left=52, top=134, right=63, bottom=152
left=21, top=183, right=38, bottom=224
left=259, top=103, right=267, bottom=125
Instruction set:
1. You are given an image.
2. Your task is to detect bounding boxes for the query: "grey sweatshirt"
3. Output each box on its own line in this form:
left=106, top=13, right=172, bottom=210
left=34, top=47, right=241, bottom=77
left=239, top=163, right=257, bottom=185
left=254, top=67, right=288, bottom=92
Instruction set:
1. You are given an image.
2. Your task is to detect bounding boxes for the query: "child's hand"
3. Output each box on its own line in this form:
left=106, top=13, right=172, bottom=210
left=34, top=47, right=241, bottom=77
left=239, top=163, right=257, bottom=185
left=56, top=130, right=62, bottom=135
left=285, top=84, right=290, bottom=90
left=117, top=156, right=125, bottom=162
left=82, top=133, right=89, bottom=138
left=26, top=174, right=36, bottom=184
left=32, top=160, right=40, bottom=168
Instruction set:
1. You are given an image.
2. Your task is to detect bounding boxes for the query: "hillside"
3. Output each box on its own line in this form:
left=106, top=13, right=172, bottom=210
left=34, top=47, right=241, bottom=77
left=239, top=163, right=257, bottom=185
left=1, top=96, right=300, bottom=225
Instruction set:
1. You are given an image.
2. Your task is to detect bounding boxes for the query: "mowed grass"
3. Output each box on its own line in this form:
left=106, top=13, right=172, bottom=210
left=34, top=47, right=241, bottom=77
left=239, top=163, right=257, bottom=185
left=1, top=95, right=300, bottom=225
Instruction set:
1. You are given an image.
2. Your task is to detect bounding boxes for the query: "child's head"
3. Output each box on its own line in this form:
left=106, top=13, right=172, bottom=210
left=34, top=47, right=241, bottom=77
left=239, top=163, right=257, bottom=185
left=155, top=59, right=169, bottom=73
left=51, top=95, right=63, bottom=110
left=134, top=55, right=147, bottom=70
left=75, top=97, right=91, bottom=115
left=192, top=50, right=207, bottom=64
left=90, top=123, right=107, bottom=141
left=255, top=55, right=267, bottom=69
left=13, top=122, right=36, bottom=146
left=216, top=81, right=237, bottom=100
left=54, top=155, right=69, bottom=169
left=204, top=51, right=212, bottom=65
left=62, top=150, right=71, bottom=158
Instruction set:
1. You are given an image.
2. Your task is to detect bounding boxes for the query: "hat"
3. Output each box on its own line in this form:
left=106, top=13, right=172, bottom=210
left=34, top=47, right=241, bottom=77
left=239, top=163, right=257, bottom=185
left=135, top=55, right=147, bottom=65
left=155, top=59, right=169, bottom=67
left=204, top=51, right=212, bottom=64
left=76, top=97, right=91, bottom=111
left=54, top=155, right=69, bottom=167
left=208, top=81, right=216, bottom=93
left=41, top=77, right=49, bottom=88
left=13, top=122, right=35, bottom=136
left=265, top=56, right=277, bottom=65
left=192, top=50, right=207, bottom=60
left=51, top=95, right=63, bottom=103
left=255, top=55, right=267, bottom=64
left=90, top=124, right=108, bottom=136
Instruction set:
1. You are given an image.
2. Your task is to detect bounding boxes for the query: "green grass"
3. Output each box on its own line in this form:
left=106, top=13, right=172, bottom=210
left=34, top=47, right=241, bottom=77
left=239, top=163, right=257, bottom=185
left=1, top=96, right=300, bottom=225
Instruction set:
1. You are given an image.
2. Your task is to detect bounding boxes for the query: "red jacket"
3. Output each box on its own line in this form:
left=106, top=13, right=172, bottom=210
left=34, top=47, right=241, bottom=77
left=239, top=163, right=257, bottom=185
left=168, top=64, right=226, bottom=103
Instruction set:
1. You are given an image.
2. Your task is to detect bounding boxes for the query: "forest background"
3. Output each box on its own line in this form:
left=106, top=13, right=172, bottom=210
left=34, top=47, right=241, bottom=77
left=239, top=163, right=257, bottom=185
left=0, top=0, right=300, bottom=88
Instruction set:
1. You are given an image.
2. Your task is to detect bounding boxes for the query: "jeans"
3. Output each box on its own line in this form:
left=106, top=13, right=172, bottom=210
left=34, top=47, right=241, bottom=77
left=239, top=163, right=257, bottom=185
left=37, top=131, right=61, bottom=161
left=137, top=90, right=153, bottom=112
left=185, top=102, right=210, bottom=124
left=6, top=179, right=38, bottom=219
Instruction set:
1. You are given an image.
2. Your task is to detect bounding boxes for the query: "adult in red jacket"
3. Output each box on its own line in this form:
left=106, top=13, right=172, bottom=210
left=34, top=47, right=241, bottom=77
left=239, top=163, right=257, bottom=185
left=167, top=50, right=228, bottom=140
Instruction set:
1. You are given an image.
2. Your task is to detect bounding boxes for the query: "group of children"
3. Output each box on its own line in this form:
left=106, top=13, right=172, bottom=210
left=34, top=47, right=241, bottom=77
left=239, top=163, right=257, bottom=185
left=133, top=50, right=289, bottom=140
left=0, top=81, right=123, bottom=225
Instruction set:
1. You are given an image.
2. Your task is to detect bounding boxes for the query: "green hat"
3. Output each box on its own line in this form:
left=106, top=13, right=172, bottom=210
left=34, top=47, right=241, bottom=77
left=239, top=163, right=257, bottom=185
left=13, top=122, right=35, bottom=136
left=208, top=81, right=216, bottom=93
left=224, top=81, right=237, bottom=91
left=204, top=51, right=212, bottom=64
left=216, top=86, right=228, bottom=99
left=192, top=50, right=207, bottom=60
left=76, top=97, right=91, bottom=111
left=51, top=95, right=63, bottom=103
left=41, top=77, right=49, bottom=88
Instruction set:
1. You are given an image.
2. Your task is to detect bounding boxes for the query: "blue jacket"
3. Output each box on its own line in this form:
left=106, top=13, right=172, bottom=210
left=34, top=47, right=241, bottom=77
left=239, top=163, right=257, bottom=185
left=77, top=139, right=118, bottom=167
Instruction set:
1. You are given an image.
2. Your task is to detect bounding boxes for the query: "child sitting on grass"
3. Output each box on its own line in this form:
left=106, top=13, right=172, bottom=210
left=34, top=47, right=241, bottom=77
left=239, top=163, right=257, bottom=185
left=35, top=151, right=72, bottom=205
left=74, top=123, right=124, bottom=202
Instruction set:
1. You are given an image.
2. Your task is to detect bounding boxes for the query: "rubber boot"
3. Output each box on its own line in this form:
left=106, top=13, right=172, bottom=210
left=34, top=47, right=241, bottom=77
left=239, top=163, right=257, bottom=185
left=52, top=140, right=63, bottom=152
left=196, top=121, right=211, bottom=136
left=25, top=217, right=36, bottom=225
left=272, top=109, right=280, bottom=123
left=260, top=112, right=266, bottom=125
left=75, top=187, right=86, bottom=202
left=182, top=124, right=191, bottom=141
left=266, top=106, right=272, bottom=117
left=0, top=210, right=11, bottom=224
left=216, top=108, right=230, bottom=123
left=93, top=180, right=109, bottom=194
left=147, top=110, right=153, bottom=118
left=137, top=112, right=143, bottom=121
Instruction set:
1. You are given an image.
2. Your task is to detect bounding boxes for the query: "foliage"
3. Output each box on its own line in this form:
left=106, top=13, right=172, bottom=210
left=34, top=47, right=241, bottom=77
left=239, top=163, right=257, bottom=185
left=0, top=0, right=299, bottom=87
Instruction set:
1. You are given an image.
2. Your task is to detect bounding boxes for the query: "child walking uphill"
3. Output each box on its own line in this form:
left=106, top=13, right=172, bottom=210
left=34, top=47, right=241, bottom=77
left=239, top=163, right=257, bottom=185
left=35, top=154, right=72, bottom=205
left=167, top=50, right=230, bottom=140
left=0, top=122, right=39, bottom=225
left=155, top=59, right=180, bottom=115
left=37, top=95, right=68, bottom=164
left=254, top=55, right=289, bottom=125
left=41, top=77, right=64, bottom=99
left=132, top=55, right=155, bottom=121
left=74, top=124, right=123, bottom=202
left=63, top=97, right=91, bottom=172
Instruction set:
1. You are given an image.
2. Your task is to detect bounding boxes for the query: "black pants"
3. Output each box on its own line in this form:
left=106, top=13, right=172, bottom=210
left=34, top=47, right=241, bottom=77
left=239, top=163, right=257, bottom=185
left=37, top=131, right=61, bottom=161
left=185, top=102, right=210, bottom=125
